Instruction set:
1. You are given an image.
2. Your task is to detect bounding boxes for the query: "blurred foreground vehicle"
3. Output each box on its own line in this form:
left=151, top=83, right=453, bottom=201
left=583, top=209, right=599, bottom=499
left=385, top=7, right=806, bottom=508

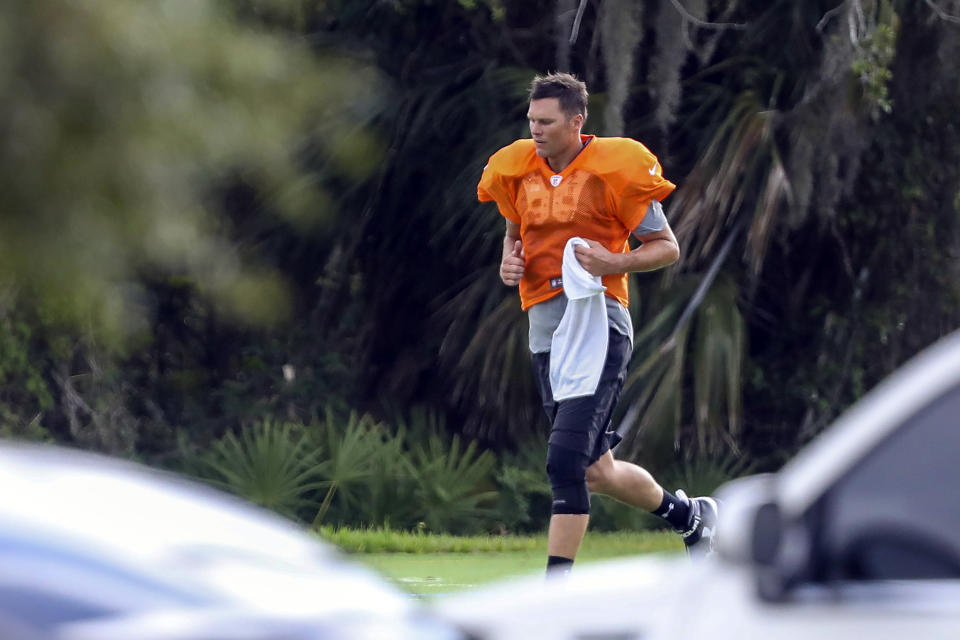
left=0, top=443, right=462, bottom=640
left=436, top=330, right=960, bottom=639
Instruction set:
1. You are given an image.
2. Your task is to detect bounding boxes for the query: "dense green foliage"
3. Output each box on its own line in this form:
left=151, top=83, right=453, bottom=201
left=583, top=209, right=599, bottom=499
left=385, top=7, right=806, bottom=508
left=177, top=414, right=690, bottom=534
left=1, top=0, right=958, bottom=534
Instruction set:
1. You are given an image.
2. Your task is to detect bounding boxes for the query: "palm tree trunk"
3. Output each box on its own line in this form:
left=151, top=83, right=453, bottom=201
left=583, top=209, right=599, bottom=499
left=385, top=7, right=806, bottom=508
left=599, top=0, right=642, bottom=136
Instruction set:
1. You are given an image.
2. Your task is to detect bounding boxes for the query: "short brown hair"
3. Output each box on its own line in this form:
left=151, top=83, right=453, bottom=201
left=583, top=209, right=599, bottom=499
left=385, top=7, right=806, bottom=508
left=529, top=72, right=588, bottom=120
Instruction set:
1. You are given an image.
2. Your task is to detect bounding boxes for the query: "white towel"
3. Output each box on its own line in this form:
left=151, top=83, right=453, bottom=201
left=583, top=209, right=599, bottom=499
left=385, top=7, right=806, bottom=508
left=549, top=238, right=608, bottom=401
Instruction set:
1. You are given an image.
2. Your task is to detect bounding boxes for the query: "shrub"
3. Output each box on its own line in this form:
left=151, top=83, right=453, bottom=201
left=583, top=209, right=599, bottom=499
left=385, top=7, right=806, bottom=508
left=360, top=429, right=420, bottom=530
left=193, top=419, right=321, bottom=519
left=308, top=409, right=385, bottom=528
left=409, top=432, right=498, bottom=534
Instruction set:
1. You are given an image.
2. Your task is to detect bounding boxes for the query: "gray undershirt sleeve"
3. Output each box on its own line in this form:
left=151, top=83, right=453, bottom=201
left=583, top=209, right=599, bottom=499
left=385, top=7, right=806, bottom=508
left=632, top=200, right=667, bottom=236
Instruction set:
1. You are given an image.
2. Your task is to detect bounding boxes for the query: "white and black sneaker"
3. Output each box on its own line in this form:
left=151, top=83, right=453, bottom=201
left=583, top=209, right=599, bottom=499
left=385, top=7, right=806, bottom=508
left=675, top=489, right=719, bottom=559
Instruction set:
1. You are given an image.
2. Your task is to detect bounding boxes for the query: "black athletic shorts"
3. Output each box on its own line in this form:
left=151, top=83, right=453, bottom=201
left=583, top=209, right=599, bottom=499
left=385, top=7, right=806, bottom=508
left=532, top=329, right=632, bottom=464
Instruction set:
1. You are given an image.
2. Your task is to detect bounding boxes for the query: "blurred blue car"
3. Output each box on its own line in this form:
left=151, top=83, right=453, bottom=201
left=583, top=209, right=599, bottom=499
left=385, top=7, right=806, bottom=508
left=0, top=443, right=463, bottom=640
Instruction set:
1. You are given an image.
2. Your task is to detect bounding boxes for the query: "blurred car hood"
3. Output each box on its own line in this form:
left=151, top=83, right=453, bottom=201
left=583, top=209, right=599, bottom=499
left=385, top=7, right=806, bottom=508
left=0, top=441, right=412, bottom=620
left=434, top=554, right=697, bottom=639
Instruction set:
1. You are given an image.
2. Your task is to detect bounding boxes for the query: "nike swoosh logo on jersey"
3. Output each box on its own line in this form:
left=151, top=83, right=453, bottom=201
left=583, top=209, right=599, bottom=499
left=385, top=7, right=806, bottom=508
left=649, top=162, right=658, bottom=175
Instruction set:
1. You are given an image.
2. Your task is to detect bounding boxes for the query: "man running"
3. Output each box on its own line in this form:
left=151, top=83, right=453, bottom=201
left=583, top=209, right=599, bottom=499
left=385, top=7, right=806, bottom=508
left=477, top=72, right=718, bottom=575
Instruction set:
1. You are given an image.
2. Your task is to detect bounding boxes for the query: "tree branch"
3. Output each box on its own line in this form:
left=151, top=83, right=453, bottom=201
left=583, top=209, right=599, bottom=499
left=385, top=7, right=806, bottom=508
left=569, top=0, right=590, bottom=45
left=661, top=217, right=746, bottom=353
left=570, top=0, right=747, bottom=47
left=925, top=0, right=960, bottom=24
left=668, top=0, right=747, bottom=31
left=816, top=1, right=849, bottom=33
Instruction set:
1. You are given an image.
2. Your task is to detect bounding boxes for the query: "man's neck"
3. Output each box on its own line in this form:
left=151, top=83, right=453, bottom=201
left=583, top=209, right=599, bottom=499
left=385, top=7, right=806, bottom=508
left=546, top=136, right=587, bottom=173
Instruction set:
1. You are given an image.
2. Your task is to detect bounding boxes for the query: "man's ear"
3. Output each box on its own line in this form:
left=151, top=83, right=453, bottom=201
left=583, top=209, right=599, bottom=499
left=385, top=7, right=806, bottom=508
left=571, top=113, right=584, bottom=130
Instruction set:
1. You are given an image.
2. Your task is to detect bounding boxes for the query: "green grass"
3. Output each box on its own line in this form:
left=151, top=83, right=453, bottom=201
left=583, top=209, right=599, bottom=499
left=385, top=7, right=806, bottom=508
left=321, top=528, right=684, bottom=598
left=360, top=551, right=547, bottom=595
left=318, top=525, right=542, bottom=553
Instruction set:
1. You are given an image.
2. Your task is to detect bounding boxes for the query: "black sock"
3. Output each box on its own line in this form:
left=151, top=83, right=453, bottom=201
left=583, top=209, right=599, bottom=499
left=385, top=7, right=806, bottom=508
left=652, top=490, right=691, bottom=530
left=547, top=555, right=574, bottom=576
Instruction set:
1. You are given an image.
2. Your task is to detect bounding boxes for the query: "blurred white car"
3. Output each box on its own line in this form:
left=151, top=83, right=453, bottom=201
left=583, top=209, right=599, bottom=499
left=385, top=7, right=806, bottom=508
left=0, top=443, right=462, bottom=640
left=435, top=330, right=960, bottom=639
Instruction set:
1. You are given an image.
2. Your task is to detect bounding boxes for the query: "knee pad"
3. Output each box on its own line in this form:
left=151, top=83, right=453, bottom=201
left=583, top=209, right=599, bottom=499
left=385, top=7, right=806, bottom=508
left=546, top=444, right=591, bottom=515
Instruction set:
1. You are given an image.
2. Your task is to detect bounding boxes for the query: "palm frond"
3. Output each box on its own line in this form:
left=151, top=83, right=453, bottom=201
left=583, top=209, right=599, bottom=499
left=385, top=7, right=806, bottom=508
left=197, top=419, right=320, bottom=519
left=409, top=432, right=498, bottom=534
left=616, top=271, right=744, bottom=467
left=616, top=322, right=689, bottom=469
left=434, top=272, right=541, bottom=440
left=670, top=91, right=791, bottom=276
left=692, top=275, right=745, bottom=452
left=309, top=408, right=385, bottom=526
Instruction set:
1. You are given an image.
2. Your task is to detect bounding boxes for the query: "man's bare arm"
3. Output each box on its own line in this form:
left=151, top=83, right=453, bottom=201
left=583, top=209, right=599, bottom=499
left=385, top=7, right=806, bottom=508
left=573, top=223, right=680, bottom=277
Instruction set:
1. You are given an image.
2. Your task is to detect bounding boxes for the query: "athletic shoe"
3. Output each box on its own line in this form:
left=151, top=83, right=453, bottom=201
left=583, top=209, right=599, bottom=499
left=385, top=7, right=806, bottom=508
left=675, top=489, right=719, bottom=559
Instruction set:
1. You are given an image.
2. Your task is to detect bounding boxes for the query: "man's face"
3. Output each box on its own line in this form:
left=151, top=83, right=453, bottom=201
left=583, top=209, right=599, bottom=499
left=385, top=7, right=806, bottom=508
left=527, top=98, right=582, bottom=161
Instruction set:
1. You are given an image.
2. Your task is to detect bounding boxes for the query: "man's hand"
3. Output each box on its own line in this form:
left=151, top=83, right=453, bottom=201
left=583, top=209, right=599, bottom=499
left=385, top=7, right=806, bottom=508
left=573, top=239, right=623, bottom=276
left=500, top=238, right=525, bottom=286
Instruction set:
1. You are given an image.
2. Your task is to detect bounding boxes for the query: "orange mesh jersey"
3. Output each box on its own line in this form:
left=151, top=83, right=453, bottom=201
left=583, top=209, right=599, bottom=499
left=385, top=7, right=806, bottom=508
left=478, top=135, right=676, bottom=310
